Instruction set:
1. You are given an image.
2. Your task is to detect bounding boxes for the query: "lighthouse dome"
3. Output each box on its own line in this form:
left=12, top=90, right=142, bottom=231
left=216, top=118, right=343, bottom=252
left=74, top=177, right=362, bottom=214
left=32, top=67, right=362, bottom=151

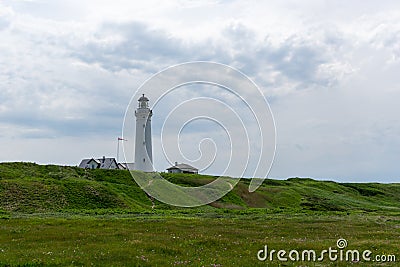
left=138, top=94, right=149, bottom=108
left=138, top=94, right=149, bottom=102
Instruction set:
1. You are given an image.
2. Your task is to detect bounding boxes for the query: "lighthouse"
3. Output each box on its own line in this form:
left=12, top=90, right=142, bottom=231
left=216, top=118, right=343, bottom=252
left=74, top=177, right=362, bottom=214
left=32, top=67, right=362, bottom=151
left=134, top=94, right=153, bottom=172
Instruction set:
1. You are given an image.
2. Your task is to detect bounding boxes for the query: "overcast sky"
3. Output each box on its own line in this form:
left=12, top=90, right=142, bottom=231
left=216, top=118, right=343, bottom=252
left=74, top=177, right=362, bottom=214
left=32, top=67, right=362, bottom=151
left=1, top=0, right=399, bottom=182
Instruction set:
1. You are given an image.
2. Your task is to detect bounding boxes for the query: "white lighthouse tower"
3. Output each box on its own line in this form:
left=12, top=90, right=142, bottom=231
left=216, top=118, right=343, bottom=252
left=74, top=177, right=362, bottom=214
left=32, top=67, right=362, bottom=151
left=134, top=94, right=153, bottom=172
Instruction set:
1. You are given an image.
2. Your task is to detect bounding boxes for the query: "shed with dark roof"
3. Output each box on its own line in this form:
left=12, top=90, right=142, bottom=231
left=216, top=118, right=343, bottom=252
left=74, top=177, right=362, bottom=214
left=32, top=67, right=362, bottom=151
left=166, top=162, right=198, bottom=174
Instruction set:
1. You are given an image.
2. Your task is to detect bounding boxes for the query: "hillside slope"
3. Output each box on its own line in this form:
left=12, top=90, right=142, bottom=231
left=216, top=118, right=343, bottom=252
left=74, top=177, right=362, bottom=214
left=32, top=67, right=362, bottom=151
left=0, top=162, right=399, bottom=213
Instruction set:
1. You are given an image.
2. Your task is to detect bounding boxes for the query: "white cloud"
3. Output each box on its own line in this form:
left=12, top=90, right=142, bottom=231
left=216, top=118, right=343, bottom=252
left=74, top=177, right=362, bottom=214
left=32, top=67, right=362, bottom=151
left=1, top=1, right=400, bottom=182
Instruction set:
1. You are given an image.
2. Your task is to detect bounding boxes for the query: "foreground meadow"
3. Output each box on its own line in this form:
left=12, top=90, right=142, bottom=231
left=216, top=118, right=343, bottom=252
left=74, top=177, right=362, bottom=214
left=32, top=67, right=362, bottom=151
left=1, top=164, right=399, bottom=266
left=0, top=213, right=398, bottom=266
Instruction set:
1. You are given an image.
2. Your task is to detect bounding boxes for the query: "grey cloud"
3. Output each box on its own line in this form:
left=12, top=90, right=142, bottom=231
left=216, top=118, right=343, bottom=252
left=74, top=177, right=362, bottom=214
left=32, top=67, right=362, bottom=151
left=270, top=44, right=325, bottom=83
left=0, top=4, right=12, bottom=31
left=74, top=21, right=338, bottom=92
left=219, top=24, right=339, bottom=91
left=72, top=21, right=207, bottom=72
left=0, top=16, right=346, bottom=143
left=0, top=16, right=11, bottom=31
left=257, top=39, right=331, bottom=87
left=0, top=109, right=123, bottom=138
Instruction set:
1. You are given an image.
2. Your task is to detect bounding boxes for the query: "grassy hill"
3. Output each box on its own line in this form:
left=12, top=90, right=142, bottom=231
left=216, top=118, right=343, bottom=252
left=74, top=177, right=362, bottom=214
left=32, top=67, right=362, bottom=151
left=1, top=162, right=399, bottom=266
left=0, top=162, right=399, bottom=214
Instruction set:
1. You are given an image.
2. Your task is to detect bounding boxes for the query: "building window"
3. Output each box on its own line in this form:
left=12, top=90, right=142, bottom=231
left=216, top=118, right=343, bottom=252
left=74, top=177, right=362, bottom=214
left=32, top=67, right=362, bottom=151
left=143, top=158, right=145, bottom=162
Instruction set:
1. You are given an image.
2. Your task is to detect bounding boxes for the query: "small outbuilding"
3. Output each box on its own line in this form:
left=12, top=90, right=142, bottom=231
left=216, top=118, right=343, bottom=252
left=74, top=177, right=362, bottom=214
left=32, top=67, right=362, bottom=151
left=166, top=162, right=198, bottom=174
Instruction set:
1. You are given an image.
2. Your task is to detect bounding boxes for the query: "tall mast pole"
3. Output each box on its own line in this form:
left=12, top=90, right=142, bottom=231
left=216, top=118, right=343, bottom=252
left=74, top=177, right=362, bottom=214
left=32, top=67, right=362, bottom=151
left=117, top=138, right=120, bottom=163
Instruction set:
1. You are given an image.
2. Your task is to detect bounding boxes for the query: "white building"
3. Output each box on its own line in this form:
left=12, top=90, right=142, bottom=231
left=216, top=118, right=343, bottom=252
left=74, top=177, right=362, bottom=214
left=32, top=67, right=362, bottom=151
left=134, top=94, right=153, bottom=172
left=78, top=157, right=134, bottom=170
left=167, top=162, right=199, bottom=174
left=79, top=156, right=119, bottom=169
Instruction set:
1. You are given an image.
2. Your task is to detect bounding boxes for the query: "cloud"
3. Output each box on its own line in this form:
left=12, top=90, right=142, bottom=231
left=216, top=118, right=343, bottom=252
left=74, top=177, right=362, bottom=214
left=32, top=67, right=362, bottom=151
left=69, top=19, right=341, bottom=99
left=71, top=21, right=191, bottom=71
left=0, top=10, right=143, bottom=138
left=0, top=5, right=13, bottom=30
left=1, top=1, right=400, bottom=182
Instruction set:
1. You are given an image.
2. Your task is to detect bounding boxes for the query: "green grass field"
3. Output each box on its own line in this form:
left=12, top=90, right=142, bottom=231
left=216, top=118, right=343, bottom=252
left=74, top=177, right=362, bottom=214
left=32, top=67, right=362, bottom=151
left=0, top=163, right=399, bottom=266
left=0, top=213, right=399, bottom=266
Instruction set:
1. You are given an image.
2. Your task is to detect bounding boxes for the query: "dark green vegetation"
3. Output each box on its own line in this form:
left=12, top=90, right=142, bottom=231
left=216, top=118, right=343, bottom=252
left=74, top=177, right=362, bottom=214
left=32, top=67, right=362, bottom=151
left=0, top=162, right=399, bottom=214
left=0, top=162, right=399, bottom=266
